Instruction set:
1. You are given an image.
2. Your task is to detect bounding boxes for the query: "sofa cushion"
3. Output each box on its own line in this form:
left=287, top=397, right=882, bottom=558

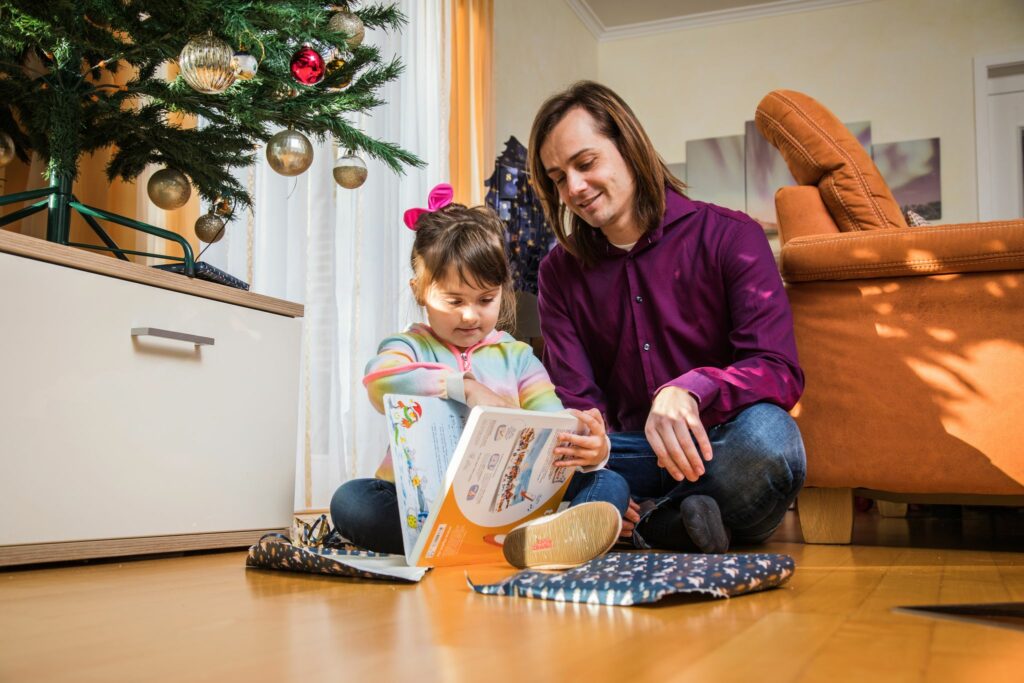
left=780, top=219, right=1024, bottom=282
left=787, top=271, right=1024, bottom=494
left=755, top=90, right=907, bottom=233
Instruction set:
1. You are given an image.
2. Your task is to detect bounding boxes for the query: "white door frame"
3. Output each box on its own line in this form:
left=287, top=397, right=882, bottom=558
left=975, top=49, right=1024, bottom=220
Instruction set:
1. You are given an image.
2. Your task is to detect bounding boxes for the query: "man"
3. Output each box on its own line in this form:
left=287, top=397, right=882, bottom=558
left=529, top=81, right=806, bottom=553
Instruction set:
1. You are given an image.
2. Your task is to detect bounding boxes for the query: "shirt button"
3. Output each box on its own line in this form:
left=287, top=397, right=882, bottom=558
left=635, top=295, right=643, bottom=303
left=643, top=343, right=650, bottom=351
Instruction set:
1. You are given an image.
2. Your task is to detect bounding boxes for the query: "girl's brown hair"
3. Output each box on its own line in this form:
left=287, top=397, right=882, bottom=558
left=528, top=80, right=687, bottom=268
left=410, top=203, right=517, bottom=332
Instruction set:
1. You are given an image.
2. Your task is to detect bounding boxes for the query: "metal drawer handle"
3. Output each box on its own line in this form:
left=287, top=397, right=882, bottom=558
left=131, top=327, right=215, bottom=346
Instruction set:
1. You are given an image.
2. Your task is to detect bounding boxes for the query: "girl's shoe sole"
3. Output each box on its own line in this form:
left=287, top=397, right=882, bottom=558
left=502, top=502, right=622, bottom=570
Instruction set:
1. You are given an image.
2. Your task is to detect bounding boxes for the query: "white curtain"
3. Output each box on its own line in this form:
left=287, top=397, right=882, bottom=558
left=203, top=0, right=450, bottom=510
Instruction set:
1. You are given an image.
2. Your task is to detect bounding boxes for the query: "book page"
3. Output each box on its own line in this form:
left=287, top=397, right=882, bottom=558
left=418, top=407, right=579, bottom=566
left=384, top=395, right=468, bottom=565
left=451, top=416, right=571, bottom=527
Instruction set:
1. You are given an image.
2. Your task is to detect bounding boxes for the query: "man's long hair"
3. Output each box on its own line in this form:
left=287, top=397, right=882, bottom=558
left=528, top=81, right=687, bottom=268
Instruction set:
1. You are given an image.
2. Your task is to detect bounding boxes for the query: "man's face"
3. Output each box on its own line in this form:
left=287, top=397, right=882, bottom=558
left=539, top=107, right=637, bottom=237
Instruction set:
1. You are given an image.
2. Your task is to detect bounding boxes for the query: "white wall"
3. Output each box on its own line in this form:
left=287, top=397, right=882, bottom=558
left=492, top=0, right=1024, bottom=223
left=493, top=0, right=598, bottom=152
left=596, top=0, right=1024, bottom=223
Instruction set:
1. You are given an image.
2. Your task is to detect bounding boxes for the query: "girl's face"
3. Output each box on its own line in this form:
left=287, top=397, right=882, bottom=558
left=419, top=273, right=502, bottom=350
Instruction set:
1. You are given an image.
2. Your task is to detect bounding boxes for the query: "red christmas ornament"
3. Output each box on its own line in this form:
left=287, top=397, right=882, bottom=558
left=290, top=45, right=325, bottom=85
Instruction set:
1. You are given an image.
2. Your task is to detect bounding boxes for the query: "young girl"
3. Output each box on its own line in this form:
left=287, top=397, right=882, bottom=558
left=329, top=184, right=629, bottom=568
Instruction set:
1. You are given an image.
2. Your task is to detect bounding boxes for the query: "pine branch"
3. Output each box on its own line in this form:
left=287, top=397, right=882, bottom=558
left=0, top=0, right=424, bottom=208
left=356, top=4, right=408, bottom=32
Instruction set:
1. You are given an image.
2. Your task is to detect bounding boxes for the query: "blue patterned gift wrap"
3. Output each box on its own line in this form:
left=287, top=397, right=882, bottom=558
left=246, top=533, right=424, bottom=583
left=467, top=552, right=795, bottom=606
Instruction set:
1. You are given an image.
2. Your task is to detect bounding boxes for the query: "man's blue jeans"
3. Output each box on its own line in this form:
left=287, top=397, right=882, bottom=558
left=330, top=468, right=630, bottom=554
left=609, top=403, right=806, bottom=549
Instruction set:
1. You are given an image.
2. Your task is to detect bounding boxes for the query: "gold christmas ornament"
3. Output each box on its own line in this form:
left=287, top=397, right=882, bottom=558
left=147, top=168, right=192, bottom=210
left=325, top=56, right=352, bottom=91
left=333, top=152, right=367, bottom=189
left=0, top=131, right=15, bottom=167
left=271, top=83, right=300, bottom=100
left=266, top=129, right=314, bottom=176
left=178, top=33, right=236, bottom=94
left=326, top=55, right=345, bottom=72
left=231, top=50, right=259, bottom=80
left=328, top=8, right=365, bottom=49
left=194, top=211, right=226, bottom=243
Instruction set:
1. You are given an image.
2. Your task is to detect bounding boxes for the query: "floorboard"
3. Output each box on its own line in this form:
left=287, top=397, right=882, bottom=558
left=1, top=508, right=1022, bottom=683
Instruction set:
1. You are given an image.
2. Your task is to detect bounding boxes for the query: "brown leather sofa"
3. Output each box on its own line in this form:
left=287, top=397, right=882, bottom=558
left=755, top=90, right=1024, bottom=543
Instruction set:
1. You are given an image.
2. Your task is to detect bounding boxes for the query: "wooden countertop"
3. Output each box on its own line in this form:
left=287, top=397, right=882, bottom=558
left=0, top=229, right=303, bottom=318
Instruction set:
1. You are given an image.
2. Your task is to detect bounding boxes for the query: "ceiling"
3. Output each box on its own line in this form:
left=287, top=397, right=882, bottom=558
left=583, top=0, right=788, bottom=27
left=568, top=0, right=873, bottom=40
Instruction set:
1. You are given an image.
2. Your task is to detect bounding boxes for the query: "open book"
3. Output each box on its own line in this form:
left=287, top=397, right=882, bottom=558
left=384, top=394, right=579, bottom=567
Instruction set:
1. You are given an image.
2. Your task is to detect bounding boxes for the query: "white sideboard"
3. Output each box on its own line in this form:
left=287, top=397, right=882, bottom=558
left=0, top=231, right=303, bottom=565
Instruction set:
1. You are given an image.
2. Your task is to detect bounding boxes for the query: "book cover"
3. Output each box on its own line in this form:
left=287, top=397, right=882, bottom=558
left=383, top=394, right=578, bottom=567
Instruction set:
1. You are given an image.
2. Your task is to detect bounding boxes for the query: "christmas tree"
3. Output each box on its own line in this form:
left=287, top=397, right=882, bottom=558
left=0, top=1, right=422, bottom=265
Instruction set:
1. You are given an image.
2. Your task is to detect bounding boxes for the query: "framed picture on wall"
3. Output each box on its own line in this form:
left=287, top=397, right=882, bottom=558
left=685, top=135, right=745, bottom=215
left=873, top=138, right=942, bottom=220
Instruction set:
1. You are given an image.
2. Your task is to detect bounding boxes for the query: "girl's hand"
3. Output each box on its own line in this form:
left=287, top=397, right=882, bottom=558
left=553, top=408, right=609, bottom=469
left=464, top=378, right=516, bottom=409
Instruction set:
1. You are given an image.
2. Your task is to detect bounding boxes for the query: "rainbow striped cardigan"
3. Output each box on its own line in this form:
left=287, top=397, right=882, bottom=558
left=363, top=323, right=563, bottom=480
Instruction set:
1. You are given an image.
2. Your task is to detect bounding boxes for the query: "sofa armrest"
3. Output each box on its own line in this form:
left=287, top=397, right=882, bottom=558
left=775, top=186, right=840, bottom=245
left=780, top=219, right=1024, bottom=282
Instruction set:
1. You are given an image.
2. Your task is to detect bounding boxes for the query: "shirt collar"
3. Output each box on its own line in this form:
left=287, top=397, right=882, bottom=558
left=603, top=187, right=697, bottom=256
left=589, top=187, right=698, bottom=258
left=647, top=187, right=698, bottom=244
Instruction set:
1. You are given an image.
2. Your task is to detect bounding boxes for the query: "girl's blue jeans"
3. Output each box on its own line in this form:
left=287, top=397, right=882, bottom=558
left=330, top=467, right=630, bottom=555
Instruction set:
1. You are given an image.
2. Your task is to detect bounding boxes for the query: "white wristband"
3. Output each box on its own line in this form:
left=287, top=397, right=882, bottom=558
left=445, top=371, right=468, bottom=404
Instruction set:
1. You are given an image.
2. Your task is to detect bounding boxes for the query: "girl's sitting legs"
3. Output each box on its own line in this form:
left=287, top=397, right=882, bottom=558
left=329, top=478, right=405, bottom=554
left=564, top=468, right=630, bottom=515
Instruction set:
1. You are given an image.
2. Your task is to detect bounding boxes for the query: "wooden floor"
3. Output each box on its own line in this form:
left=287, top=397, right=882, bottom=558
left=2, top=508, right=1023, bottom=683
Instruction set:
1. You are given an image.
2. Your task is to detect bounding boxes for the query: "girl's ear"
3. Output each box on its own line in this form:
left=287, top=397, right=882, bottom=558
left=409, top=278, right=422, bottom=305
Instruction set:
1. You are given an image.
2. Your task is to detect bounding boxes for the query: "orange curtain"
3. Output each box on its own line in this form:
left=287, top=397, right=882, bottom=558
left=449, top=0, right=494, bottom=206
left=1, top=62, right=200, bottom=262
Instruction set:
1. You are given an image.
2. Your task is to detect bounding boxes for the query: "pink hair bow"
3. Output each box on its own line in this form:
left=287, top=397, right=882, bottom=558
left=403, top=183, right=454, bottom=231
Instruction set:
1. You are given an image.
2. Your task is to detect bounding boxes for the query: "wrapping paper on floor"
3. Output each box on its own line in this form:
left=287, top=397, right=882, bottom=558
left=245, top=517, right=430, bottom=583
left=468, top=552, right=795, bottom=605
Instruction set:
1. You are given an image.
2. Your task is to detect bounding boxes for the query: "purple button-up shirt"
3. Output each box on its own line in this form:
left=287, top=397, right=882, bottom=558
left=537, top=189, right=803, bottom=432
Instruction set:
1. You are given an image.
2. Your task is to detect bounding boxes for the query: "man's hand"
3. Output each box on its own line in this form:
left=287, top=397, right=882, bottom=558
left=553, top=408, right=609, bottom=469
left=644, top=386, right=712, bottom=482
left=464, top=378, right=516, bottom=409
